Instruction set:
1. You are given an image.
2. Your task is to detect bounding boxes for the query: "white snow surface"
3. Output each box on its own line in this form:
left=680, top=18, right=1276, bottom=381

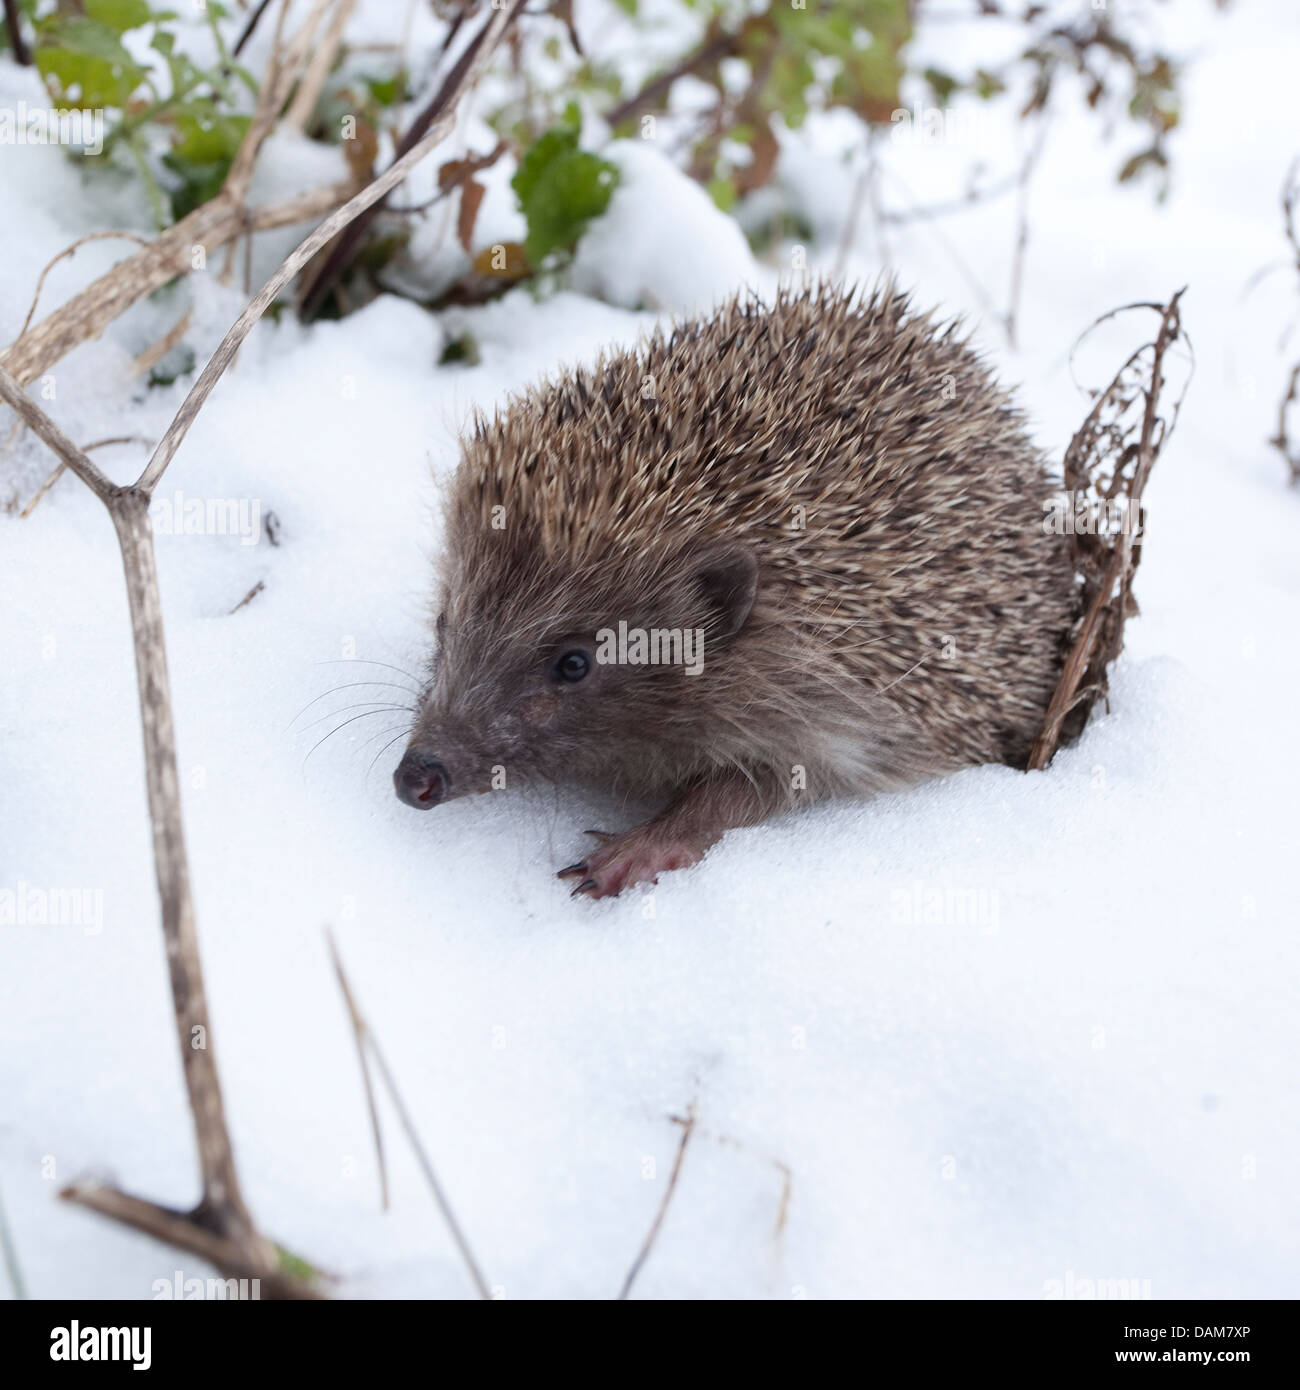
left=1, top=1, right=1298, bottom=1299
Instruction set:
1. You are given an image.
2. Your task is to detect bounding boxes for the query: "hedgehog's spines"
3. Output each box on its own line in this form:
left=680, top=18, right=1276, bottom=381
left=441, top=281, right=1078, bottom=784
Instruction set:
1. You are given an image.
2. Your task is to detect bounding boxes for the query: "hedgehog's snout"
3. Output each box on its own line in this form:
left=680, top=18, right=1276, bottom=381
left=393, top=749, right=449, bottom=810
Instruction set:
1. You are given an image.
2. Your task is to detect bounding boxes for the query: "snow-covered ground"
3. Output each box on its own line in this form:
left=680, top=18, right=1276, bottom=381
left=2, top=0, right=1298, bottom=1299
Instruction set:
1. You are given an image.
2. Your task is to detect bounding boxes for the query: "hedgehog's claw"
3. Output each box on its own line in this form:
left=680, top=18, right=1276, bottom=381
left=583, top=828, right=618, bottom=845
left=558, top=826, right=705, bottom=899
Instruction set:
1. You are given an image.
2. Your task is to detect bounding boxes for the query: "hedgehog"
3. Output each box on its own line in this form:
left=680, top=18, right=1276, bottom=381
left=392, top=283, right=1079, bottom=897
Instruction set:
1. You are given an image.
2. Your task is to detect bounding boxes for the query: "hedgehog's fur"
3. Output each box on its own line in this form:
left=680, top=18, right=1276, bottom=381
left=396, top=283, right=1079, bottom=896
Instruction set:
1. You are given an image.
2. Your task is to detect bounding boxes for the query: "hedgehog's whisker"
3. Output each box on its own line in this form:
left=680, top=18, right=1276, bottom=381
left=313, top=658, right=424, bottom=689
left=367, top=727, right=416, bottom=776
left=297, top=701, right=415, bottom=734
left=290, top=681, right=421, bottom=729
left=303, top=709, right=412, bottom=766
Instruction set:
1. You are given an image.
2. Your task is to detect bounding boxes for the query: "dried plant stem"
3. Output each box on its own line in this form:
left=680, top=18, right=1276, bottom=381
left=284, top=0, right=358, bottom=133
left=16, top=232, right=151, bottom=342
left=0, top=369, right=114, bottom=502
left=1004, top=115, right=1049, bottom=349
left=605, top=29, right=749, bottom=128
left=1269, top=160, right=1300, bottom=484
left=618, top=1103, right=697, bottom=1300
left=1028, top=288, right=1188, bottom=769
left=2, top=0, right=30, bottom=66
left=19, top=435, right=153, bottom=520
left=1271, top=359, right=1300, bottom=485
left=325, top=932, right=490, bottom=1299
left=324, top=930, right=390, bottom=1213
left=0, top=371, right=303, bottom=1281
left=234, top=0, right=278, bottom=58
left=133, top=307, right=194, bottom=379
left=0, top=181, right=353, bottom=389
left=298, top=0, right=527, bottom=320
left=59, top=1180, right=320, bottom=1300
left=139, top=113, right=455, bottom=489
left=0, top=0, right=523, bottom=1297
left=0, top=1180, right=27, bottom=1300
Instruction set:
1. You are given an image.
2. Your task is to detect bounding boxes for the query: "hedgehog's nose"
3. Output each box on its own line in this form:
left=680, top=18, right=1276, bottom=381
left=393, top=751, right=449, bottom=809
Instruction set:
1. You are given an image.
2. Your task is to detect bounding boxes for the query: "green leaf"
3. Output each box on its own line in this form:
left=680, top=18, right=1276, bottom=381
left=162, top=101, right=250, bottom=218
left=512, top=123, right=580, bottom=208
left=511, top=116, right=619, bottom=267
left=85, top=0, right=154, bottom=33
left=36, top=18, right=147, bottom=109
left=365, top=73, right=406, bottom=107
left=923, top=67, right=958, bottom=104
left=170, top=102, right=248, bottom=163
left=707, top=176, right=737, bottom=212
left=439, top=332, right=481, bottom=367
left=974, top=68, right=1006, bottom=101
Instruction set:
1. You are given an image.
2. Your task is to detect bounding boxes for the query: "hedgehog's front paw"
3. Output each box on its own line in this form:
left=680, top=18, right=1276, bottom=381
left=556, top=827, right=703, bottom=899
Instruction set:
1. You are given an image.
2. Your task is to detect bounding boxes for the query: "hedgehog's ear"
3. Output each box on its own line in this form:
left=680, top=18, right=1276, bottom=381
left=687, top=541, right=757, bottom=642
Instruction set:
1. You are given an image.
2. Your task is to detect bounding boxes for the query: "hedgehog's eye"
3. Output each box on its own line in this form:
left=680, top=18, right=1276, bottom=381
left=551, top=648, right=591, bottom=684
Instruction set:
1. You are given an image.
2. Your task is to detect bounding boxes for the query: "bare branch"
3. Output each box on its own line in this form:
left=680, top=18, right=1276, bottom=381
left=2, top=0, right=31, bottom=66
left=226, top=0, right=333, bottom=204
left=234, top=0, right=278, bottom=58
left=618, top=1102, right=697, bottom=1300
left=16, top=232, right=151, bottom=341
left=298, top=0, right=528, bottom=320
left=61, top=1180, right=321, bottom=1300
left=1268, top=159, right=1300, bottom=485
left=326, top=932, right=490, bottom=1299
left=1028, top=288, right=1190, bottom=769
left=229, top=579, right=267, bottom=615
left=0, top=181, right=353, bottom=389
left=8, top=0, right=525, bottom=1296
left=1270, top=359, right=1300, bottom=485
left=1005, top=115, right=1050, bottom=349
left=324, top=929, right=390, bottom=1213
left=133, top=307, right=194, bottom=380
left=284, top=0, right=359, bottom=134
left=144, top=1, right=523, bottom=490
left=20, top=435, right=154, bottom=520
left=0, top=366, right=115, bottom=503
left=0, top=1179, right=27, bottom=1300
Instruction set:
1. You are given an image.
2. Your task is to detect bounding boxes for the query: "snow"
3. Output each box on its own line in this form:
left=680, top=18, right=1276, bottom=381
left=2, top=0, right=1298, bottom=1300
left=571, top=141, right=760, bottom=310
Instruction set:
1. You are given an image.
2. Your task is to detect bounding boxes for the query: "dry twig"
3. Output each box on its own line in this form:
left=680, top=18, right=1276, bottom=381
left=299, top=0, right=528, bottom=319
left=1028, top=288, right=1191, bottom=769
left=2, top=0, right=30, bottom=66
left=618, top=1103, right=697, bottom=1300
left=0, top=0, right=524, bottom=1296
left=284, top=0, right=359, bottom=134
left=0, top=182, right=355, bottom=389
left=324, top=929, right=390, bottom=1213
left=1268, top=159, right=1300, bottom=485
left=325, top=932, right=491, bottom=1297
left=0, top=0, right=348, bottom=391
